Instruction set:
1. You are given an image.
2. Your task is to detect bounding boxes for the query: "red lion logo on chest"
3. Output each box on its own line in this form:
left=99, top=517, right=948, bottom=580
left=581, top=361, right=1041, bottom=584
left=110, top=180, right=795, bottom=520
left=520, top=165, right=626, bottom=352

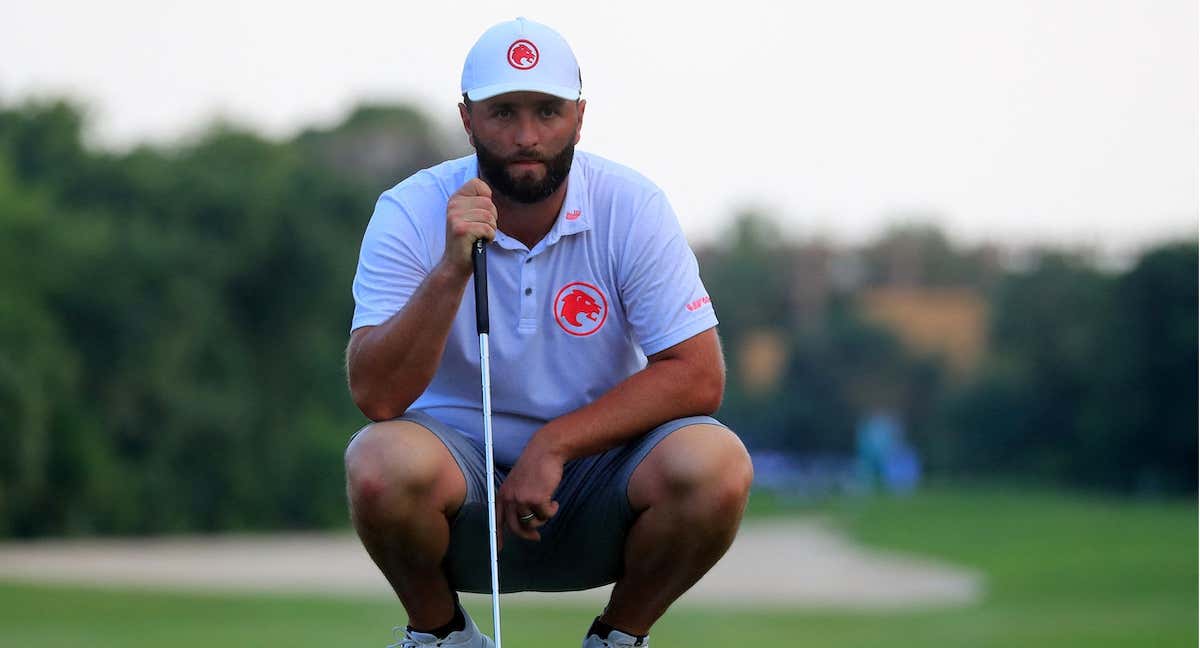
left=552, top=281, right=608, bottom=336
left=560, top=289, right=601, bottom=327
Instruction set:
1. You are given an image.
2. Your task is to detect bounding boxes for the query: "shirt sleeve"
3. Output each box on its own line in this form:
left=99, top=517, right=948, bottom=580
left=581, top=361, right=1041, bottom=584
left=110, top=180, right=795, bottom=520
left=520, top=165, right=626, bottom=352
left=350, top=193, right=433, bottom=332
left=618, top=191, right=718, bottom=355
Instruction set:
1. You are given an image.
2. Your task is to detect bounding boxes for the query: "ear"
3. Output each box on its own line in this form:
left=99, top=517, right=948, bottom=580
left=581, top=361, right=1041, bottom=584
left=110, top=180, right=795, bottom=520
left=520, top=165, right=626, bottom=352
left=574, top=99, right=587, bottom=145
left=458, top=102, right=474, bottom=145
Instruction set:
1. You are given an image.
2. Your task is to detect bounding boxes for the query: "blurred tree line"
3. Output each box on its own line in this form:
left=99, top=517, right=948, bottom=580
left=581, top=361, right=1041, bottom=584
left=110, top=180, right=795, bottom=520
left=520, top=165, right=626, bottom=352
left=0, top=98, right=452, bottom=536
left=706, top=216, right=1197, bottom=496
left=0, top=98, right=1194, bottom=538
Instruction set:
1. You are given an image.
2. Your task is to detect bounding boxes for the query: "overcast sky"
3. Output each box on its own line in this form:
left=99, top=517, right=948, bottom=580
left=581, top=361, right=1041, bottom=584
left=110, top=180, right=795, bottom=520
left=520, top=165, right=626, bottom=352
left=3, top=0, right=1196, bottom=252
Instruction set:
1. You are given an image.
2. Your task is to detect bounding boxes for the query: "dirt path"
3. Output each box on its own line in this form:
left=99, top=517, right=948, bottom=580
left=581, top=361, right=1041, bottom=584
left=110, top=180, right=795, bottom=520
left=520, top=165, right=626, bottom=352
left=0, top=519, right=982, bottom=610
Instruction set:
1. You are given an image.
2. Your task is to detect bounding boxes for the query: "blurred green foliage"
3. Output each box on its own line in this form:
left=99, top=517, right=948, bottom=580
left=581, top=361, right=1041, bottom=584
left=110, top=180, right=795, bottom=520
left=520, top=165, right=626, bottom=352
left=0, top=98, right=1194, bottom=537
left=0, top=99, right=394, bottom=536
left=939, top=245, right=1197, bottom=492
left=708, top=210, right=1196, bottom=496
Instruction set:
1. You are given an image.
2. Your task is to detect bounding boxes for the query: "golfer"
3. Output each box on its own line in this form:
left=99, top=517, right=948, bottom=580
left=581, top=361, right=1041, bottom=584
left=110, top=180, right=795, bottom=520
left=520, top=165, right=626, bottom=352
left=345, top=17, right=753, bottom=648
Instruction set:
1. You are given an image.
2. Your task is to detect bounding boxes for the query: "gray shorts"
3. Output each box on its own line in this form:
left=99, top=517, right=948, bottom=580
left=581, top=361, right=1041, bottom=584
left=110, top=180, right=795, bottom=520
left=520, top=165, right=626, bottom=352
left=398, top=410, right=725, bottom=594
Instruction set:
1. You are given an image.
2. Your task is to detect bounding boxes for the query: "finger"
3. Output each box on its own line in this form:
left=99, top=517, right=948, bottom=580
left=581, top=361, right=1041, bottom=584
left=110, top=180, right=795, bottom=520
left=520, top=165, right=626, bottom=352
left=453, top=222, right=496, bottom=243
left=509, top=505, right=542, bottom=542
left=466, top=223, right=496, bottom=243
left=517, top=506, right=550, bottom=528
left=494, top=499, right=505, bottom=553
left=459, top=206, right=498, bottom=227
left=499, top=495, right=513, bottom=536
left=517, top=520, right=541, bottom=542
left=458, top=178, right=493, bottom=198
left=521, top=505, right=545, bottom=541
left=528, top=499, right=559, bottom=522
left=503, top=502, right=526, bottom=541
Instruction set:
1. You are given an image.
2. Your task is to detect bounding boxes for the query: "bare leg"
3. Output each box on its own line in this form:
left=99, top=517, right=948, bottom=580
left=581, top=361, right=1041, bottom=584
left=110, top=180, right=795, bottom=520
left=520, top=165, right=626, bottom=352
left=345, top=420, right=468, bottom=630
left=601, top=424, right=754, bottom=636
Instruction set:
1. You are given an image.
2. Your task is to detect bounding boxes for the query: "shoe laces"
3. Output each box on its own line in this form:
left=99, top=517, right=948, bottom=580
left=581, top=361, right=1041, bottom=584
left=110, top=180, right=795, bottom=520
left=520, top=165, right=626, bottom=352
left=593, top=635, right=647, bottom=648
left=387, top=626, right=443, bottom=648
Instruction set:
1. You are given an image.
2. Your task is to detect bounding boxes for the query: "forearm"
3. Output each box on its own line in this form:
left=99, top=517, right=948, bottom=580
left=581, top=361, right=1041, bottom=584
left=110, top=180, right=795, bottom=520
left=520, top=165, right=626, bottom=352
left=529, top=338, right=725, bottom=462
left=347, top=262, right=471, bottom=420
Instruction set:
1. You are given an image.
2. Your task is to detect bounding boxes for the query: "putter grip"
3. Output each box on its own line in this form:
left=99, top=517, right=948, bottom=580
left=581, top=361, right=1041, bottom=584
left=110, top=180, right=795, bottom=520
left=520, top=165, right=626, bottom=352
left=472, top=240, right=489, bottom=335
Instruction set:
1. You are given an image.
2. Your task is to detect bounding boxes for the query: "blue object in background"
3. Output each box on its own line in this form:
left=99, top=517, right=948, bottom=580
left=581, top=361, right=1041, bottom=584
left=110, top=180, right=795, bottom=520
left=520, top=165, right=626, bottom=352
left=856, top=411, right=922, bottom=494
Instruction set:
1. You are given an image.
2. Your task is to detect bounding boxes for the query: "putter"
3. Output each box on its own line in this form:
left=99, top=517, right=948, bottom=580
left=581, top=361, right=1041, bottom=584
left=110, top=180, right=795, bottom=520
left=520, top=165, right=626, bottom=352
left=472, top=238, right=503, bottom=648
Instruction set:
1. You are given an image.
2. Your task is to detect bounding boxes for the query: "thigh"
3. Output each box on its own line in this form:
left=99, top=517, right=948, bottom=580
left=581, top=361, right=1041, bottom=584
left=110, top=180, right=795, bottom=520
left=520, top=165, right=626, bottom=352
left=346, top=417, right=472, bottom=518
left=347, top=412, right=485, bottom=528
left=364, top=412, right=520, bottom=594
left=626, top=420, right=748, bottom=513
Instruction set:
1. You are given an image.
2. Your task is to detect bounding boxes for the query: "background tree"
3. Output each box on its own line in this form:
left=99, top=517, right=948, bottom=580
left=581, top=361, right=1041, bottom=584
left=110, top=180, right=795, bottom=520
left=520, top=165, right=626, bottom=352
left=1, top=96, right=1194, bottom=538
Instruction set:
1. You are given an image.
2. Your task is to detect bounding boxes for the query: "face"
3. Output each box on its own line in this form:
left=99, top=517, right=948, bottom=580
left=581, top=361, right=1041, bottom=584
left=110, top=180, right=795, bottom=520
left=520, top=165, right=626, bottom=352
left=460, top=92, right=585, bottom=204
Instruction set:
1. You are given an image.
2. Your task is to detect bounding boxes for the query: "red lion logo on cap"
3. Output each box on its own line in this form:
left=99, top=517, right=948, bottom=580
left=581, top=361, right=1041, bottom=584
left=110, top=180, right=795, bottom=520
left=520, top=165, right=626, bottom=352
left=553, top=281, right=608, bottom=336
left=508, top=39, right=539, bottom=70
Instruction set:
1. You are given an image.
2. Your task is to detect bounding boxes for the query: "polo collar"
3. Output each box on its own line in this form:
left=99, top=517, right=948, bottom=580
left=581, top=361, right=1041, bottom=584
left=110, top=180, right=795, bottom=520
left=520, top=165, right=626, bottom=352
left=479, top=155, right=592, bottom=254
left=534, top=156, right=592, bottom=253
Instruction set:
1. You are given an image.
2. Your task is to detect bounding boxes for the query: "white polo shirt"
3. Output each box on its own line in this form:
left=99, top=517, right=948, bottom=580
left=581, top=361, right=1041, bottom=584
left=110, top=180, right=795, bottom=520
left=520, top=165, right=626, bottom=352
left=351, top=150, right=718, bottom=465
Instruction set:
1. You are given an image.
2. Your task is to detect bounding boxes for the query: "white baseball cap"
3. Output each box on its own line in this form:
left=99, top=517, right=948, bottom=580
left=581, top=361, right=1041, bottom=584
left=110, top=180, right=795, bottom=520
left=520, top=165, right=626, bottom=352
left=461, top=17, right=581, bottom=102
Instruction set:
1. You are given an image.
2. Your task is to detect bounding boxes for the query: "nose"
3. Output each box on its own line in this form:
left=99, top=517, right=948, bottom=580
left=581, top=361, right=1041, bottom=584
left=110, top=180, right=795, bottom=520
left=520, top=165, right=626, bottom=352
left=513, top=113, right=539, bottom=149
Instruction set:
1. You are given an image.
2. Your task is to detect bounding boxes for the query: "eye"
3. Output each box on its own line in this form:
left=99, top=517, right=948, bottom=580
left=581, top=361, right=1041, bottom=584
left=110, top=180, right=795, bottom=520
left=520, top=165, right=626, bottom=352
left=539, top=105, right=561, bottom=119
left=492, top=106, right=513, bottom=119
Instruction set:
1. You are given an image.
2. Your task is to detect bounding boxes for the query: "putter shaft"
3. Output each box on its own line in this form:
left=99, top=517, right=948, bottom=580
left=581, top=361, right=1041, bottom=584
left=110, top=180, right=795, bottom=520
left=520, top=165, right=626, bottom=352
left=473, top=240, right=502, bottom=648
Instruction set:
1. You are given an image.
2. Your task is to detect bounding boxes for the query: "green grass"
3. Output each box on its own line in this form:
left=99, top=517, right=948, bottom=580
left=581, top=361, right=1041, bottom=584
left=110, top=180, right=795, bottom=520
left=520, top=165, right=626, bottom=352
left=819, top=487, right=1197, bottom=647
left=0, top=487, right=1194, bottom=647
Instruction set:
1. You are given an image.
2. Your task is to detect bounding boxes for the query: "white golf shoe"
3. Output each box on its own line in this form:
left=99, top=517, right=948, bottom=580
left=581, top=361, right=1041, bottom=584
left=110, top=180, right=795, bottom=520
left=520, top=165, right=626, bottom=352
left=387, top=606, right=495, bottom=648
left=582, top=627, right=649, bottom=648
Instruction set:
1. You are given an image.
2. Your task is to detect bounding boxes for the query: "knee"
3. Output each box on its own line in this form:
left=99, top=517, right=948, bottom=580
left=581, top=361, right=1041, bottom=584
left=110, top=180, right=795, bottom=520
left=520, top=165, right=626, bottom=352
left=655, top=425, right=754, bottom=513
left=344, top=421, right=453, bottom=516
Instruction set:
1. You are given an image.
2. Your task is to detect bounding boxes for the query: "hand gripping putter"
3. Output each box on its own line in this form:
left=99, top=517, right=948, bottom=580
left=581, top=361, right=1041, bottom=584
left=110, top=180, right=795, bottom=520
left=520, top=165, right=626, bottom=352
left=472, top=239, right=503, bottom=648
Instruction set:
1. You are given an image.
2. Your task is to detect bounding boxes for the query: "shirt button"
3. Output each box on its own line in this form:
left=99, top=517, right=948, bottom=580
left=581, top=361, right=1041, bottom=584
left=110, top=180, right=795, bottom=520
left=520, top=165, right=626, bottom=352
left=524, top=287, right=533, bottom=295
left=525, top=257, right=533, bottom=264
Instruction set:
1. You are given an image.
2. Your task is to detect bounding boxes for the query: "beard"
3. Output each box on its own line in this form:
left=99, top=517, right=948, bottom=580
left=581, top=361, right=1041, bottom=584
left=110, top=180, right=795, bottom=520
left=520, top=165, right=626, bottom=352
left=474, top=137, right=575, bottom=204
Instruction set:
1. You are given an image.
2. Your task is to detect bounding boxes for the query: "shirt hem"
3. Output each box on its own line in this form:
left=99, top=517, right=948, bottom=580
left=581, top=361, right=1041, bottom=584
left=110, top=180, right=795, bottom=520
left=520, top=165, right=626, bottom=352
left=351, top=314, right=390, bottom=332
left=638, top=315, right=719, bottom=356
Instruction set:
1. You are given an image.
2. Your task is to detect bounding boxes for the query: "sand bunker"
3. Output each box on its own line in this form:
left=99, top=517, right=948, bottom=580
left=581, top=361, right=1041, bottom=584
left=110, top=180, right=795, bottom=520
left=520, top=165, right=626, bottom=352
left=0, top=519, right=982, bottom=610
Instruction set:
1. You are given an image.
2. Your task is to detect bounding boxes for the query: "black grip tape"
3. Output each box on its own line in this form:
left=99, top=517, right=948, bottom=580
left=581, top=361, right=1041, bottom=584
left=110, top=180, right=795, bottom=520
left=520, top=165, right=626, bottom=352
left=472, top=240, right=489, bottom=335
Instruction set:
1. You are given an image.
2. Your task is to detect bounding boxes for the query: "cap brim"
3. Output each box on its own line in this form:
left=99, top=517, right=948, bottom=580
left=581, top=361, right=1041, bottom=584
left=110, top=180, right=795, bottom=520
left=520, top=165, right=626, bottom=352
left=466, top=81, right=580, bottom=102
